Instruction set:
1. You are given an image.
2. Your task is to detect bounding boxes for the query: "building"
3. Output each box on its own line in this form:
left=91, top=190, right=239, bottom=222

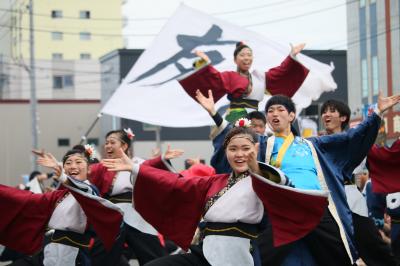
left=0, top=0, right=124, bottom=184
left=346, top=0, right=400, bottom=138
left=0, top=0, right=123, bottom=99
left=0, top=99, right=101, bottom=186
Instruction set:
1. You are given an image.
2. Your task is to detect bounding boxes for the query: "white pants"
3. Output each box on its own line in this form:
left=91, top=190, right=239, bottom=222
left=43, top=243, right=79, bottom=266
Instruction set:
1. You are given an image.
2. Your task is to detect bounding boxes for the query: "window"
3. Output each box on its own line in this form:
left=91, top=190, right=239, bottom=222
left=79, top=32, right=91, bottom=40
left=53, top=76, right=62, bottom=89
left=371, top=56, right=379, bottom=95
left=79, top=10, right=90, bottom=19
left=51, top=10, right=63, bottom=18
left=361, top=59, right=369, bottom=98
left=64, top=75, right=74, bottom=87
left=359, top=6, right=367, bottom=58
left=369, top=2, right=377, bottom=55
left=359, top=0, right=366, bottom=7
left=80, top=53, right=91, bottom=60
left=52, top=53, right=63, bottom=60
left=51, top=31, right=63, bottom=40
left=87, top=138, right=99, bottom=146
left=53, top=75, right=74, bottom=89
left=58, top=138, right=70, bottom=147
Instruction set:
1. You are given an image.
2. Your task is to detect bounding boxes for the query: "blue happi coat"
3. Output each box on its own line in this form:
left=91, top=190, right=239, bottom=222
left=210, top=112, right=381, bottom=263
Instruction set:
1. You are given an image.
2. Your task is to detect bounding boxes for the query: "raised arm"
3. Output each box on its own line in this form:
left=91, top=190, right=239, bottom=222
left=266, top=43, right=309, bottom=98
left=313, top=92, right=400, bottom=172
left=33, top=149, right=62, bottom=179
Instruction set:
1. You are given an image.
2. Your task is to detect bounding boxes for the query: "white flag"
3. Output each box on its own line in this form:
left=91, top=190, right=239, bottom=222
left=101, top=4, right=337, bottom=127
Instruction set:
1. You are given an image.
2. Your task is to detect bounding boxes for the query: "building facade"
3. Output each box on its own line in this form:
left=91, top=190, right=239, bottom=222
left=0, top=0, right=123, bottom=99
left=0, top=100, right=101, bottom=186
left=0, top=1, right=124, bottom=183
left=346, top=0, right=400, bottom=137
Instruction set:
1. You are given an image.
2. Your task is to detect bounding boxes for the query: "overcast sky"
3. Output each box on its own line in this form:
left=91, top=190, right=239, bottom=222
left=122, top=0, right=347, bottom=50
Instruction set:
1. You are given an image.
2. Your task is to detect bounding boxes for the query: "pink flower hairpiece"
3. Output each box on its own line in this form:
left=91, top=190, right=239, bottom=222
left=235, top=118, right=252, bottom=128
left=84, top=144, right=96, bottom=160
left=123, top=128, right=135, bottom=140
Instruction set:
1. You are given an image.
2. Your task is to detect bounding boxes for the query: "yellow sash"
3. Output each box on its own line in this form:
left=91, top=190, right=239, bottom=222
left=274, top=132, right=294, bottom=168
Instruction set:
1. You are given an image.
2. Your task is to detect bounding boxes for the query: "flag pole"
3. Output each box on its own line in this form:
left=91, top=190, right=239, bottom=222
left=80, top=113, right=103, bottom=144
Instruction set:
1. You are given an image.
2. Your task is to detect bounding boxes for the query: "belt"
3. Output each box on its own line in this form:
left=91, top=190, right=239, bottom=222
left=106, top=192, right=133, bottom=204
left=229, top=97, right=259, bottom=110
left=203, top=222, right=259, bottom=240
left=47, top=229, right=92, bottom=249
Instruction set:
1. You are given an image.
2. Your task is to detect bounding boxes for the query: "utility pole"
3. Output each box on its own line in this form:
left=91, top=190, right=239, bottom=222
left=29, top=0, right=38, bottom=170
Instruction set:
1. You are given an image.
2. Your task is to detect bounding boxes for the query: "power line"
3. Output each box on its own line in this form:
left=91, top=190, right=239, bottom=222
left=244, top=0, right=356, bottom=27
left=0, top=59, right=120, bottom=75
left=0, top=23, right=153, bottom=37
left=0, top=1, right=354, bottom=38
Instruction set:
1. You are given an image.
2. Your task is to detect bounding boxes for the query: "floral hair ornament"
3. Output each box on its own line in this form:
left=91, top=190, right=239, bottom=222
left=235, top=118, right=252, bottom=128
left=123, top=128, right=135, bottom=140
left=84, top=144, right=96, bottom=160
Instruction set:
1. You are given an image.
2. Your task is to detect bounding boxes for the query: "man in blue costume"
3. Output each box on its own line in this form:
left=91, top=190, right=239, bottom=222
left=320, top=99, right=396, bottom=266
left=195, top=89, right=400, bottom=265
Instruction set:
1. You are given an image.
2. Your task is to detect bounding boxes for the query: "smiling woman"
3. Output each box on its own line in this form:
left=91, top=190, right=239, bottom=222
left=179, top=42, right=309, bottom=123
left=100, top=123, right=328, bottom=266
left=88, top=128, right=167, bottom=265
left=0, top=146, right=123, bottom=266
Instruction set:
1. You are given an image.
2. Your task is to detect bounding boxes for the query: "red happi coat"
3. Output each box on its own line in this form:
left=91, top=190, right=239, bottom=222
left=133, top=163, right=328, bottom=250
left=179, top=55, right=309, bottom=102
left=368, top=139, right=400, bottom=193
left=0, top=182, right=123, bottom=254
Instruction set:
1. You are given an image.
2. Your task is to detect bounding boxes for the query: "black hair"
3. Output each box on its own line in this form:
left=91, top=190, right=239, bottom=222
left=106, top=130, right=132, bottom=149
left=223, top=126, right=258, bottom=150
left=234, top=42, right=252, bottom=59
left=72, top=144, right=98, bottom=165
left=29, top=171, right=41, bottom=181
left=321, top=99, right=351, bottom=130
left=265, top=95, right=296, bottom=114
left=62, top=146, right=91, bottom=165
left=72, top=144, right=85, bottom=153
left=247, top=111, right=266, bottom=125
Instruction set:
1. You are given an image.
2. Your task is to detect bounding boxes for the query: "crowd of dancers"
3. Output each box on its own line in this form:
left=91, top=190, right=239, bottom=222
left=1, top=42, right=400, bottom=266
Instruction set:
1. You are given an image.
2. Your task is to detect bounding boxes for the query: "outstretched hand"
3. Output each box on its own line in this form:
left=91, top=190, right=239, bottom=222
left=377, top=91, right=400, bottom=114
left=195, top=89, right=216, bottom=115
left=194, top=50, right=210, bottom=63
left=102, top=148, right=134, bottom=172
left=164, top=144, right=184, bottom=160
left=290, top=43, right=306, bottom=57
left=33, top=149, right=62, bottom=177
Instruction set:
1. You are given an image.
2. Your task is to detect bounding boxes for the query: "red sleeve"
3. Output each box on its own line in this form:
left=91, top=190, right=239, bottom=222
left=89, top=163, right=115, bottom=196
left=251, top=175, right=328, bottom=247
left=0, top=186, right=66, bottom=254
left=134, top=165, right=227, bottom=250
left=142, top=156, right=171, bottom=171
left=368, top=139, right=400, bottom=193
left=266, top=56, right=309, bottom=97
left=67, top=185, right=123, bottom=251
left=178, top=65, right=248, bottom=102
